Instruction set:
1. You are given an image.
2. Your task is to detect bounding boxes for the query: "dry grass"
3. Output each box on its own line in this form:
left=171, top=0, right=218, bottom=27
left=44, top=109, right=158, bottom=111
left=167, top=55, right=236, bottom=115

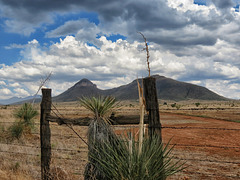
left=0, top=169, right=32, bottom=180
left=0, top=100, right=239, bottom=179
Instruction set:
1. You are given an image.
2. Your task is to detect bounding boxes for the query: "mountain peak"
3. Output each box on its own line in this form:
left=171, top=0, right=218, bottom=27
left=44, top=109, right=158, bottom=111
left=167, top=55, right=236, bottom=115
left=74, top=78, right=97, bottom=88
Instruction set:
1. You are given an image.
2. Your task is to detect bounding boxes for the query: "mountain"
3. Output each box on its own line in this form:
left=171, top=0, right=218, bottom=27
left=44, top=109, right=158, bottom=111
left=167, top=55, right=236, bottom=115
left=53, top=75, right=228, bottom=102
left=153, top=75, right=227, bottom=101
left=53, top=78, right=103, bottom=102
left=0, top=95, right=41, bottom=105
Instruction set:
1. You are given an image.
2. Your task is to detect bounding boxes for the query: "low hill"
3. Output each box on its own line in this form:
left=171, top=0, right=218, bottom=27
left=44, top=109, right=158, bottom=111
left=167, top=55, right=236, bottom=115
left=53, top=75, right=228, bottom=102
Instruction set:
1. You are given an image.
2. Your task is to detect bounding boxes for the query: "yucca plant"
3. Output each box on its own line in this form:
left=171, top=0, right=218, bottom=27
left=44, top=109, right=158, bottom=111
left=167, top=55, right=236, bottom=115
left=79, top=96, right=118, bottom=180
left=79, top=96, right=118, bottom=123
left=90, top=133, right=184, bottom=180
left=14, top=103, right=38, bottom=134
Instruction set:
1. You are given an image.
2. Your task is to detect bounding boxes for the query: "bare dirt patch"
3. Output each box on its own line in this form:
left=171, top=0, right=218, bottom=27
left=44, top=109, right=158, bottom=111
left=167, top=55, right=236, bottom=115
left=160, top=113, right=240, bottom=180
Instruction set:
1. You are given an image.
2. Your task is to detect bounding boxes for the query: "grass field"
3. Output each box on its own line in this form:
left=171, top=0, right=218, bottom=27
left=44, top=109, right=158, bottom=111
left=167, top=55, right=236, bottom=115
left=0, top=100, right=240, bottom=179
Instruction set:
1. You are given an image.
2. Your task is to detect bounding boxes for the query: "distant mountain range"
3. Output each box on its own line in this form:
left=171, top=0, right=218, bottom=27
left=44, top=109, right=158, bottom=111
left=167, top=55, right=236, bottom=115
left=0, top=75, right=228, bottom=105
left=53, top=75, right=228, bottom=102
left=0, top=95, right=41, bottom=105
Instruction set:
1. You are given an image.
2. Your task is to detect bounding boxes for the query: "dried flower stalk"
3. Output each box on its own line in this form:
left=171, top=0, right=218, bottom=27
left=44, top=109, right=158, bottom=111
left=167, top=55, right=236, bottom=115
left=138, top=32, right=150, bottom=77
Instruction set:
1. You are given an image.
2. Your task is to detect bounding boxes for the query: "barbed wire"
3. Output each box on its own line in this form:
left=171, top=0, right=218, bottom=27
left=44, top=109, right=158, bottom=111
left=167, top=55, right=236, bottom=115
left=1, top=148, right=239, bottom=178
left=2, top=121, right=240, bottom=131
left=0, top=142, right=87, bottom=152
left=182, top=170, right=240, bottom=179
left=0, top=149, right=88, bottom=161
left=1, top=143, right=239, bottom=165
left=166, top=143, right=240, bottom=149
left=172, top=156, right=240, bottom=165
left=50, top=103, right=89, bottom=146
left=161, top=126, right=240, bottom=131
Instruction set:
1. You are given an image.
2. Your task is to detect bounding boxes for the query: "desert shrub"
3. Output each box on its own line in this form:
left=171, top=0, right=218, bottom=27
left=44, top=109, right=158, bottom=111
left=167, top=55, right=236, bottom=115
left=171, top=103, right=181, bottom=110
left=8, top=121, right=24, bottom=140
left=195, top=102, right=200, bottom=107
left=129, top=104, right=134, bottom=107
left=175, top=104, right=181, bottom=110
left=11, top=162, right=20, bottom=172
left=90, top=133, right=184, bottom=180
left=7, top=103, right=38, bottom=140
left=14, top=103, right=38, bottom=132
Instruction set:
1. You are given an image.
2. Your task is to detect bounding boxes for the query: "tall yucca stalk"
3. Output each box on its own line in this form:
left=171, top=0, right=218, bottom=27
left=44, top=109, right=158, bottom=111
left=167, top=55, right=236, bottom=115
left=79, top=96, right=118, bottom=180
left=137, top=78, right=145, bottom=155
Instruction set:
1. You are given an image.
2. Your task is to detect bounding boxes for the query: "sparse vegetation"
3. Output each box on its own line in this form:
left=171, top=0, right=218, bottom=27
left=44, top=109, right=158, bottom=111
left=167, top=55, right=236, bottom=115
left=14, top=103, right=38, bottom=131
left=90, top=133, right=184, bottom=180
left=7, top=103, right=38, bottom=140
left=171, top=103, right=181, bottom=110
left=0, top=100, right=240, bottom=179
left=195, top=102, right=200, bottom=107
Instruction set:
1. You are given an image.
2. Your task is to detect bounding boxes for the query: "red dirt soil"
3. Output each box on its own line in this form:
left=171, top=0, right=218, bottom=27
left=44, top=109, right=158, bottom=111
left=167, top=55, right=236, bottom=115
left=162, top=113, right=240, bottom=180
left=115, top=112, right=240, bottom=180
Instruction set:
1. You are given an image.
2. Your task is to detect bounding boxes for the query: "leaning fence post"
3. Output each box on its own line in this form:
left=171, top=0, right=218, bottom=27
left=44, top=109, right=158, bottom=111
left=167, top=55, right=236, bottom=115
left=143, top=76, right=162, bottom=141
left=40, top=88, right=52, bottom=180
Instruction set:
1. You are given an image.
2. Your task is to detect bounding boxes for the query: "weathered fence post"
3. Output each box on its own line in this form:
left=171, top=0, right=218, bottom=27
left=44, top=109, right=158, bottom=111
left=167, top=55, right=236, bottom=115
left=143, top=76, right=162, bottom=141
left=40, top=88, right=52, bottom=180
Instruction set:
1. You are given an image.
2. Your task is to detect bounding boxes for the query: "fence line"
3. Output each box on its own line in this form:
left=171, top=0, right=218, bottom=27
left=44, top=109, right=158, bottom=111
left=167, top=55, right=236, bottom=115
left=0, top=149, right=88, bottom=161
left=0, top=142, right=88, bottom=152
left=182, top=170, right=240, bottom=179
left=166, top=143, right=240, bottom=149
left=1, top=142, right=239, bottom=166
left=2, top=121, right=240, bottom=131
left=172, top=156, right=240, bottom=165
left=1, top=140, right=240, bottom=152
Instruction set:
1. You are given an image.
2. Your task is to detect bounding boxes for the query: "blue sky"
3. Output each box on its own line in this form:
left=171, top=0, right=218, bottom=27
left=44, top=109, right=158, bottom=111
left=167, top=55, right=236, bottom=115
left=0, top=0, right=240, bottom=100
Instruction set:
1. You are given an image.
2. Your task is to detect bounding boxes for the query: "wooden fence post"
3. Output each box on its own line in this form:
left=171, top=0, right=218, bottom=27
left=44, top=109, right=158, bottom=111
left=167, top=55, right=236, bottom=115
left=143, top=77, right=162, bottom=141
left=40, top=88, right=52, bottom=180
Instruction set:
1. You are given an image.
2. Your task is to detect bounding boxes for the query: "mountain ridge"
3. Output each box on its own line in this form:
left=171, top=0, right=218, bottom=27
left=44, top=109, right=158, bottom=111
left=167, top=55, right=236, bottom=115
left=53, top=75, right=228, bottom=102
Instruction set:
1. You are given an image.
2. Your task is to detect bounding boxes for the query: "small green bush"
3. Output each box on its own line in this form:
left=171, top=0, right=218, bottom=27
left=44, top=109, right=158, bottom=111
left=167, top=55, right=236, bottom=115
left=9, top=122, right=24, bottom=140
left=8, top=103, right=38, bottom=140
left=195, top=102, right=201, bottom=107
left=14, top=103, right=38, bottom=132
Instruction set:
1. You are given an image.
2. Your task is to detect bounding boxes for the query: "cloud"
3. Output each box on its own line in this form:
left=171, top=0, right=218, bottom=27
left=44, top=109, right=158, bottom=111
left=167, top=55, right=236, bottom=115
left=46, top=19, right=101, bottom=46
left=0, top=0, right=239, bottom=50
left=0, top=88, right=13, bottom=99
left=0, top=0, right=240, bottom=99
left=46, top=19, right=97, bottom=38
left=14, top=88, right=30, bottom=97
left=0, top=35, right=240, bottom=99
left=211, top=0, right=235, bottom=9
left=0, top=81, right=6, bottom=86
